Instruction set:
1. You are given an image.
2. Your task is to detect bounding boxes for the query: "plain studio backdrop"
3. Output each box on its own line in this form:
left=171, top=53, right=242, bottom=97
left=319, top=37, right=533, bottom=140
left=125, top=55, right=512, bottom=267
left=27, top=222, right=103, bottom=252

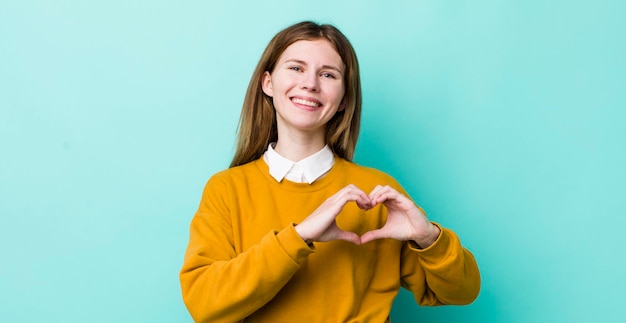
left=1, top=1, right=624, bottom=322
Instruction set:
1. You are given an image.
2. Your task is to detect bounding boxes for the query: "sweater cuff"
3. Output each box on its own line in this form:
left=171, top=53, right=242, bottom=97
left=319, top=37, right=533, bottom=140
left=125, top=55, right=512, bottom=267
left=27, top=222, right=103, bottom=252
left=406, top=223, right=459, bottom=263
left=275, top=224, right=315, bottom=264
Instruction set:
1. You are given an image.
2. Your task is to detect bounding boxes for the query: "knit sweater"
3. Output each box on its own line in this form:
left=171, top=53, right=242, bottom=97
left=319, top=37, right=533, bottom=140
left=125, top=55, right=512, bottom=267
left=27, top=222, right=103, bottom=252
left=180, top=157, right=480, bottom=322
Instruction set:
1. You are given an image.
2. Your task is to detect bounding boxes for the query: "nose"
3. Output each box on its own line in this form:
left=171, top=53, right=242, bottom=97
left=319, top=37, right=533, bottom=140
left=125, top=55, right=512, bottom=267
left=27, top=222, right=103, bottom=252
left=300, top=71, right=319, bottom=92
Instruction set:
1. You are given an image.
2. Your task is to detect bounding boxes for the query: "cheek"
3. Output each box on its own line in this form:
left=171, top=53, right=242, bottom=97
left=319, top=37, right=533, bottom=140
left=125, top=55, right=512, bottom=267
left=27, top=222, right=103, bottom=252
left=334, top=85, right=346, bottom=105
left=273, top=77, right=295, bottom=95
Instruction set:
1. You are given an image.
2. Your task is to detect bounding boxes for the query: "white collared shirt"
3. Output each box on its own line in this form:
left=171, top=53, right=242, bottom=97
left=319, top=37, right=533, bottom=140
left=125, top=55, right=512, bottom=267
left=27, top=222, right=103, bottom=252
left=263, top=143, right=334, bottom=184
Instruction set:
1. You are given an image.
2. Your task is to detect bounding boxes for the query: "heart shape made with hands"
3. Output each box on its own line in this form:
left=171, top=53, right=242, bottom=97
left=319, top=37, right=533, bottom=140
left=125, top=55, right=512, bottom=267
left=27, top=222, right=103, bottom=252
left=296, top=185, right=440, bottom=247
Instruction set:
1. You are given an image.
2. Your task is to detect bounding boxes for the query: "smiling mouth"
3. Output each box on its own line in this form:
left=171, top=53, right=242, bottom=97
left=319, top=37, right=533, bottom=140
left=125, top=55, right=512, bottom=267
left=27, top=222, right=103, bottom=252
left=291, top=97, right=321, bottom=108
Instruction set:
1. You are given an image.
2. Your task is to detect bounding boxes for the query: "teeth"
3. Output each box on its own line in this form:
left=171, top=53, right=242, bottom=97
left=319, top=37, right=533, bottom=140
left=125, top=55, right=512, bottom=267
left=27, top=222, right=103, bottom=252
left=292, top=98, right=320, bottom=108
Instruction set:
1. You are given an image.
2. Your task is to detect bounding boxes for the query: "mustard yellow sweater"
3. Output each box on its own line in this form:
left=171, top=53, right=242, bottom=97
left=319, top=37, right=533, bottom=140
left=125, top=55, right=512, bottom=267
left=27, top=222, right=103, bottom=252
left=180, top=157, right=480, bottom=322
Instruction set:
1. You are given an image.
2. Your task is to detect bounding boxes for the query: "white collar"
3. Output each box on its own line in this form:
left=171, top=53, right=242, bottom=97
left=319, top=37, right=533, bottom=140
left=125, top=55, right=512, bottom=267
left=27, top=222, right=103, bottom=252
left=263, top=143, right=334, bottom=184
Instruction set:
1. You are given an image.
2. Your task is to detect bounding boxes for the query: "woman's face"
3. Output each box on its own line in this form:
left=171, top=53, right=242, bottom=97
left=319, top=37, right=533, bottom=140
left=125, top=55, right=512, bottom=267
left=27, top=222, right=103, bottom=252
left=262, top=39, right=345, bottom=138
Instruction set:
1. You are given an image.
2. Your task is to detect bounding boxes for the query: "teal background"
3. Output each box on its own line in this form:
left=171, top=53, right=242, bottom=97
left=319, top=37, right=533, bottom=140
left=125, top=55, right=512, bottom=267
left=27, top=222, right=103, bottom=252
left=1, top=0, right=624, bottom=322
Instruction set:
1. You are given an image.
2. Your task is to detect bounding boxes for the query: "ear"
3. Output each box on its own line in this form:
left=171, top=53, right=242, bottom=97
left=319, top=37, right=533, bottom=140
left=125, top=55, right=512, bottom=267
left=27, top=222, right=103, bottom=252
left=261, top=71, right=273, bottom=97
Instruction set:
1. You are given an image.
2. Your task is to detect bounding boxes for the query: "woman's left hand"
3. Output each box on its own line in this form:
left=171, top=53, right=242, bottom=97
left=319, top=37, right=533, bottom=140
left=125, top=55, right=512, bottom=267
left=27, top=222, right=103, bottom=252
left=360, top=185, right=440, bottom=248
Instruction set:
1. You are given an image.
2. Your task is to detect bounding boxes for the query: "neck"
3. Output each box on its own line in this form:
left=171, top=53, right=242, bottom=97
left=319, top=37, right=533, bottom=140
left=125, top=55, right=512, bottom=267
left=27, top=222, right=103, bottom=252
left=274, top=130, right=326, bottom=162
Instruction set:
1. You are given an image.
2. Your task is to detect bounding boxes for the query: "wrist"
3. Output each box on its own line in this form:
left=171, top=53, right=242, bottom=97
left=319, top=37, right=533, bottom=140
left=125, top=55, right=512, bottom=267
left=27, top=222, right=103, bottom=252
left=294, top=223, right=314, bottom=246
left=412, top=223, right=440, bottom=249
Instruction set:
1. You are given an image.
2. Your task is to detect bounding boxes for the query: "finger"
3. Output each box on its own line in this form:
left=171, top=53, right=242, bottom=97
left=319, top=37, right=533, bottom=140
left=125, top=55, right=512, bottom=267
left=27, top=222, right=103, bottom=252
left=355, top=193, right=373, bottom=210
left=369, top=185, right=403, bottom=204
left=338, top=190, right=371, bottom=205
left=368, top=185, right=384, bottom=202
left=334, top=185, right=363, bottom=201
left=360, top=228, right=389, bottom=244
left=344, top=184, right=367, bottom=195
left=370, top=186, right=401, bottom=204
left=375, top=187, right=416, bottom=210
left=339, top=185, right=372, bottom=209
left=326, top=188, right=367, bottom=210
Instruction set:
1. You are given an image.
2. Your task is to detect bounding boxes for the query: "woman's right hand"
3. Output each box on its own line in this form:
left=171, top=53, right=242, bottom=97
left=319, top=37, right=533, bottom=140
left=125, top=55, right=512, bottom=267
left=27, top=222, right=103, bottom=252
left=294, top=184, right=372, bottom=245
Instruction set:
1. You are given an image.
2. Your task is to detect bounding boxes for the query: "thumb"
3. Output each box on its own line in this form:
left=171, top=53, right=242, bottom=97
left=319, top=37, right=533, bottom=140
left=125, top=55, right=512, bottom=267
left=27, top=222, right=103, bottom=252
left=359, top=229, right=388, bottom=244
left=336, top=230, right=362, bottom=245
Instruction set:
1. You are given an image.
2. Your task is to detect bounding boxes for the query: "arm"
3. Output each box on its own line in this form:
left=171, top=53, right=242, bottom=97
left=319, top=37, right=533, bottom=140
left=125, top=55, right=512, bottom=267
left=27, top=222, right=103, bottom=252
left=360, top=185, right=480, bottom=305
left=401, top=224, right=481, bottom=305
left=180, top=180, right=374, bottom=321
left=179, top=177, right=314, bottom=323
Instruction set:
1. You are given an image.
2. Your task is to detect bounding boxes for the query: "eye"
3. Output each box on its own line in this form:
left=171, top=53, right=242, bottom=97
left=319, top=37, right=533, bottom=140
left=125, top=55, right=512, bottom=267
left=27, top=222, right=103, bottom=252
left=289, top=66, right=302, bottom=72
left=321, top=72, right=337, bottom=79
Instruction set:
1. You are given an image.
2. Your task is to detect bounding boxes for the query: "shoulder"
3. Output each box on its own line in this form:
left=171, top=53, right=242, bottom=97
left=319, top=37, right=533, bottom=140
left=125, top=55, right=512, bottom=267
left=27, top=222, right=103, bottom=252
left=204, top=159, right=264, bottom=190
left=340, top=159, right=394, bottom=180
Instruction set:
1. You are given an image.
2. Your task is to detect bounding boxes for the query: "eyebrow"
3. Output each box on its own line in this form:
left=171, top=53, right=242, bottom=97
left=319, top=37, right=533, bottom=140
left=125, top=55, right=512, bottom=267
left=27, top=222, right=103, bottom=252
left=284, top=59, right=344, bottom=74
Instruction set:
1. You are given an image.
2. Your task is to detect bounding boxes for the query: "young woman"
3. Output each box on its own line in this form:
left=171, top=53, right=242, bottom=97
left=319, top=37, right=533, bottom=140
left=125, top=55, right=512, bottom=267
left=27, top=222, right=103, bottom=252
left=180, top=21, right=480, bottom=322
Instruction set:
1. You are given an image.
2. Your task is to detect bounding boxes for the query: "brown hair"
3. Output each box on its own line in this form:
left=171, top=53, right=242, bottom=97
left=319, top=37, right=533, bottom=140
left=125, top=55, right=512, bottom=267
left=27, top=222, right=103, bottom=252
left=230, top=21, right=362, bottom=167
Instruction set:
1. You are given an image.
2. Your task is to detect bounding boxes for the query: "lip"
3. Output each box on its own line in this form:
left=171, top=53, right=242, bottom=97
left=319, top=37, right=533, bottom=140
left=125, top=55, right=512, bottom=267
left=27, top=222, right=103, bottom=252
left=290, top=96, right=322, bottom=110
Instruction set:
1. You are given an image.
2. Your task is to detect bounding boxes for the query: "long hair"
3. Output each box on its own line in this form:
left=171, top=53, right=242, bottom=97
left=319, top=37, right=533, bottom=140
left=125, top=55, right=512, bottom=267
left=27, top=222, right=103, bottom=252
left=230, top=21, right=362, bottom=168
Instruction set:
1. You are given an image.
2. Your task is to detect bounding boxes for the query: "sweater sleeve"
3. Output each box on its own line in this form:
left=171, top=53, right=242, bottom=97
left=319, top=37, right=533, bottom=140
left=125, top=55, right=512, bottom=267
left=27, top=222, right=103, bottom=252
left=399, top=222, right=481, bottom=306
left=179, top=176, right=314, bottom=323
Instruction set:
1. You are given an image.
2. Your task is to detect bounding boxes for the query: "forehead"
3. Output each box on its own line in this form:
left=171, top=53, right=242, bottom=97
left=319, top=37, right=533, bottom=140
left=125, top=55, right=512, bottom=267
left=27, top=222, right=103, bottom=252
left=278, top=39, right=344, bottom=69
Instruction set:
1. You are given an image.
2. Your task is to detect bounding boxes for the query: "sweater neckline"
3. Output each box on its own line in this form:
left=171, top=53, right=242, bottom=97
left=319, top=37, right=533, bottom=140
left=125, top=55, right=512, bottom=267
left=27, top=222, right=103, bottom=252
left=253, top=156, right=347, bottom=192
